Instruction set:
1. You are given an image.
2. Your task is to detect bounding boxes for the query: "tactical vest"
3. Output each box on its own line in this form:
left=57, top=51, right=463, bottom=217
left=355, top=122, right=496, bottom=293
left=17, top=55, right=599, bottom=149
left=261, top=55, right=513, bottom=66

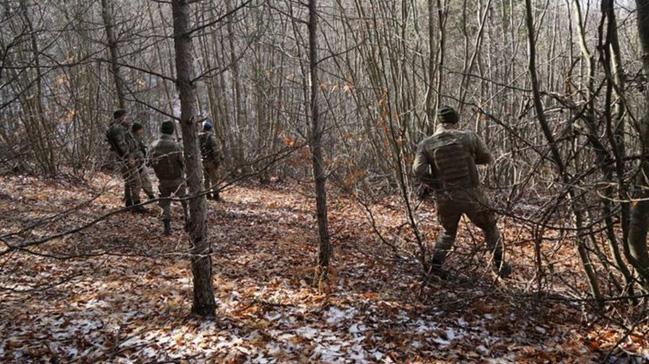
left=428, top=133, right=479, bottom=190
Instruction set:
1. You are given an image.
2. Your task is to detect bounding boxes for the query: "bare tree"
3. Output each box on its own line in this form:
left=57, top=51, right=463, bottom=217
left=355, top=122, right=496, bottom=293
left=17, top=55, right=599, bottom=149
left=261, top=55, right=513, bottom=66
left=171, top=0, right=216, bottom=317
left=308, top=0, right=331, bottom=286
left=101, top=0, right=126, bottom=109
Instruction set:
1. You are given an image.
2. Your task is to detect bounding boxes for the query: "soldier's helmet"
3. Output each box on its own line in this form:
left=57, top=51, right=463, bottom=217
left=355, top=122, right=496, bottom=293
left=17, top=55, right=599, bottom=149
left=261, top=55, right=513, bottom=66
left=131, top=122, right=143, bottom=133
left=161, top=120, right=175, bottom=135
left=437, top=106, right=459, bottom=124
left=203, top=121, right=213, bottom=131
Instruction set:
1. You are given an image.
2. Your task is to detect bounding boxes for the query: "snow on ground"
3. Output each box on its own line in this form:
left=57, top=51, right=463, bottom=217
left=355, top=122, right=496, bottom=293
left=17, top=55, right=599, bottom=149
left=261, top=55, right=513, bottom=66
left=1, top=174, right=647, bottom=362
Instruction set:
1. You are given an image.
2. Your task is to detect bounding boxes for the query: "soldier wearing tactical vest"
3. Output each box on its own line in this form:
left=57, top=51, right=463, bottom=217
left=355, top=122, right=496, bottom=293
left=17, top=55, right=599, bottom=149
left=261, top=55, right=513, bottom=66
left=149, top=121, right=188, bottom=235
left=413, top=106, right=511, bottom=278
left=199, top=120, right=222, bottom=201
left=105, top=109, right=146, bottom=213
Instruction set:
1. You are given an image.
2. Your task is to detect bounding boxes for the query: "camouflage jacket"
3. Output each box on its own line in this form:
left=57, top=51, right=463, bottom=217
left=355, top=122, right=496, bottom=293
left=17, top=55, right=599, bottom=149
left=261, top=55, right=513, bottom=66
left=199, top=131, right=220, bottom=162
left=149, top=134, right=184, bottom=181
left=133, top=134, right=148, bottom=164
left=413, top=124, right=492, bottom=190
left=106, top=122, right=139, bottom=160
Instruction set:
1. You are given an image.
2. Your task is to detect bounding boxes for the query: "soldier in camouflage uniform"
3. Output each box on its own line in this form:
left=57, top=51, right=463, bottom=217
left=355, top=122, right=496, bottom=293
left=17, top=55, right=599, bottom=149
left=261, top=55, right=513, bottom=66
left=131, top=122, right=155, bottom=200
left=149, top=120, right=188, bottom=235
left=105, top=109, right=146, bottom=213
left=199, top=120, right=222, bottom=201
left=412, top=106, right=511, bottom=278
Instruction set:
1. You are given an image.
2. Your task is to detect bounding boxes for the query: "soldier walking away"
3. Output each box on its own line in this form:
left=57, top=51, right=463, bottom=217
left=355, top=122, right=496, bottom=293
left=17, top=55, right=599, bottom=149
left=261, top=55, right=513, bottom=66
left=199, top=120, right=223, bottom=201
left=131, top=122, right=156, bottom=200
left=149, top=121, right=188, bottom=235
left=412, top=106, right=511, bottom=279
left=105, top=109, right=147, bottom=213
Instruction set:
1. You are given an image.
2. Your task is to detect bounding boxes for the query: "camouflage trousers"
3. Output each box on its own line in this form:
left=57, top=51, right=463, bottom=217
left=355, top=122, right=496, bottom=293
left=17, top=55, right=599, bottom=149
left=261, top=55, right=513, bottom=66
left=158, top=178, right=188, bottom=222
left=138, top=164, right=155, bottom=199
left=203, top=159, right=220, bottom=196
left=119, top=162, right=142, bottom=205
left=431, top=187, right=504, bottom=269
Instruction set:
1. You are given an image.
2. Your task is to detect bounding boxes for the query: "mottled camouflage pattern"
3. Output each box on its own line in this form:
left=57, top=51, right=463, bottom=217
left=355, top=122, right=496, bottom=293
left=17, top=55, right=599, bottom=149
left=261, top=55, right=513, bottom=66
left=106, top=122, right=142, bottom=204
left=199, top=131, right=221, bottom=198
left=149, top=134, right=187, bottom=221
left=150, top=135, right=184, bottom=181
left=158, top=178, right=187, bottom=221
left=133, top=133, right=154, bottom=198
left=413, top=124, right=505, bottom=273
left=413, top=124, right=491, bottom=190
left=106, top=122, right=133, bottom=159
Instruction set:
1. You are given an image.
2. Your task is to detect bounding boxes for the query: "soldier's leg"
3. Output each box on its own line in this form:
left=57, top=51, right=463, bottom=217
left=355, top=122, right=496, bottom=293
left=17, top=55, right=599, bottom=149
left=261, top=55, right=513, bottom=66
left=126, top=166, right=146, bottom=212
left=139, top=166, right=155, bottom=199
left=120, top=163, right=133, bottom=207
left=206, top=161, right=221, bottom=200
left=130, top=166, right=143, bottom=202
left=466, top=208, right=510, bottom=277
left=202, top=164, right=212, bottom=199
left=158, top=181, right=173, bottom=235
left=431, top=200, right=462, bottom=270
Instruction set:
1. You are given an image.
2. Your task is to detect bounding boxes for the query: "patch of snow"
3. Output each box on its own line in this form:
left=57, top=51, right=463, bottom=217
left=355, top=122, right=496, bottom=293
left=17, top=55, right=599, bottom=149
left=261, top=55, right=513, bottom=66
left=349, top=344, right=369, bottom=363
left=348, top=323, right=366, bottom=334
left=265, top=311, right=282, bottom=321
left=296, top=326, right=319, bottom=339
left=445, top=327, right=457, bottom=341
left=311, top=343, right=343, bottom=363
left=325, top=306, right=356, bottom=326
left=432, top=336, right=450, bottom=346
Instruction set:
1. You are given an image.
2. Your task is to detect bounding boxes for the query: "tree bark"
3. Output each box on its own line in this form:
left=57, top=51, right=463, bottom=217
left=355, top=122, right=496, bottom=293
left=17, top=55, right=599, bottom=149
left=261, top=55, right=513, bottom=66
left=628, top=0, right=649, bottom=284
left=308, top=0, right=332, bottom=285
left=101, top=0, right=126, bottom=109
left=171, top=0, right=216, bottom=317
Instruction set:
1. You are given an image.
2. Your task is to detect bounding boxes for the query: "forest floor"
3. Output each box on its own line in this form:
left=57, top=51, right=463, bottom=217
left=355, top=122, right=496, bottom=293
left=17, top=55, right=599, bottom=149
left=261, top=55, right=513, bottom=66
left=0, top=173, right=648, bottom=363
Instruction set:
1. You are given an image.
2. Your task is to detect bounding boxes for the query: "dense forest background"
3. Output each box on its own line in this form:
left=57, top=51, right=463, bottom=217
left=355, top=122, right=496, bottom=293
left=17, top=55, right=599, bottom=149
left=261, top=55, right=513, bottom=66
left=2, top=0, right=649, bottom=362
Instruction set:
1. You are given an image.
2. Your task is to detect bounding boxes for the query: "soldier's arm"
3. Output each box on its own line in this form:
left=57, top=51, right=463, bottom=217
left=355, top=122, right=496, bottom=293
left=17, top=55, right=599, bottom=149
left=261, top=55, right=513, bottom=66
left=148, top=144, right=160, bottom=169
left=175, top=144, right=185, bottom=171
left=470, top=132, right=493, bottom=165
left=412, top=143, right=436, bottom=186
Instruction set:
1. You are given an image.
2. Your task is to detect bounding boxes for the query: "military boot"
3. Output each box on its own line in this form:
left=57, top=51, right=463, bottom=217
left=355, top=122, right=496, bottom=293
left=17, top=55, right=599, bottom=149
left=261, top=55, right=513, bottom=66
left=493, top=261, right=512, bottom=279
left=428, top=256, right=449, bottom=280
left=131, top=200, right=148, bottom=213
left=491, top=248, right=511, bottom=278
left=125, top=198, right=134, bottom=209
left=163, top=219, right=172, bottom=236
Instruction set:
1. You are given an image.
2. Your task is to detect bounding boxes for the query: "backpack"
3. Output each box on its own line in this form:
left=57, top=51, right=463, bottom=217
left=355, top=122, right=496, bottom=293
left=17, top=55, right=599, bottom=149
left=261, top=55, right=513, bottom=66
left=429, top=133, right=478, bottom=190
left=151, top=139, right=183, bottom=180
left=105, top=124, right=122, bottom=155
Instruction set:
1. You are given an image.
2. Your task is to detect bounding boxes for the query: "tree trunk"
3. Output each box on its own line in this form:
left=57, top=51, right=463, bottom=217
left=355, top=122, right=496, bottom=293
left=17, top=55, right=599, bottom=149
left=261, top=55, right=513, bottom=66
left=171, top=0, right=216, bottom=317
left=628, top=0, right=649, bottom=284
left=101, top=0, right=126, bottom=109
left=308, top=0, right=332, bottom=286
